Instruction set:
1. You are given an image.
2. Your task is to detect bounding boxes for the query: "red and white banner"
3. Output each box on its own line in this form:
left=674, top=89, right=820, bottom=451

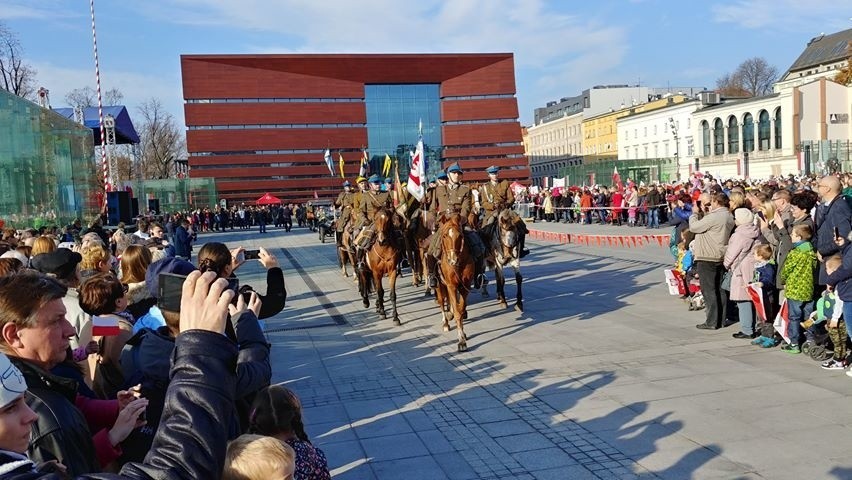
left=773, top=298, right=790, bottom=344
left=746, top=283, right=768, bottom=323
left=528, top=229, right=669, bottom=248
left=407, top=137, right=426, bottom=201
left=92, top=315, right=120, bottom=336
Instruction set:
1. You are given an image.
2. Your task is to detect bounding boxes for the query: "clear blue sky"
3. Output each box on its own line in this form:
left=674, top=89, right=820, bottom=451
left=3, top=0, right=850, bottom=129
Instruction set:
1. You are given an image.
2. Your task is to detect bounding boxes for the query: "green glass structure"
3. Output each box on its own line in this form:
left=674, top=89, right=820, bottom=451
left=0, top=89, right=99, bottom=229
left=559, top=158, right=679, bottom=187
left=126, top=178, right=218, bottom=213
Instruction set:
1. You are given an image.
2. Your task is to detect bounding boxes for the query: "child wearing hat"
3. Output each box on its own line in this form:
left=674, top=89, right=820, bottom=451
left=0, top=351, right=47, bottom=476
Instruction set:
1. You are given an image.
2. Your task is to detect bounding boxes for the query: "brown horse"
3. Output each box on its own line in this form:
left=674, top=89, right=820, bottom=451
left=337, top=227, right=357, bottom=279
left=481, top=209, right=524, bottom=312
left=359, top=207, right=403, bottom=324
left=435, top=213, right=475, bottom=352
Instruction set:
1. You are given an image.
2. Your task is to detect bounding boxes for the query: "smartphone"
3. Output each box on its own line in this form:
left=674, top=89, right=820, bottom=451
left=157, top=273, right=186, bottom=313
left=244, top=249, right=261, bottom=260
left=235, top=250, right=245, bottom=264
left=835, top=226, right=841, bottom=240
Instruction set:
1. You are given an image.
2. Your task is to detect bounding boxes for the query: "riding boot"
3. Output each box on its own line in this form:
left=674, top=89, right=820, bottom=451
left=427, top=255, right=438, bottom=288
left=519, top=232, right=529, bottom=258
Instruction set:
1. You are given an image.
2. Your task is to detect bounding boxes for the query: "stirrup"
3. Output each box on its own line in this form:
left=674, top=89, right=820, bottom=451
left=476, top=273, right=488, bottom=287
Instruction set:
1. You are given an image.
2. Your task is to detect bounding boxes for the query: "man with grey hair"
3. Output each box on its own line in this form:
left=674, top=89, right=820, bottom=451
left=815, top=175, right=852, bottom=285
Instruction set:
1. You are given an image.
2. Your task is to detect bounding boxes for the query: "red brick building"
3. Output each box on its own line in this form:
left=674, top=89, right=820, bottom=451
left=181, top=53, right=529, bottom=204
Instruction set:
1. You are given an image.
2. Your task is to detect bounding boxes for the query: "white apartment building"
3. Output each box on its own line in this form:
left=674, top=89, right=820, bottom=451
left=526, top=111, right=583, bottom=186
left=618, top=99, right=699, bottom=180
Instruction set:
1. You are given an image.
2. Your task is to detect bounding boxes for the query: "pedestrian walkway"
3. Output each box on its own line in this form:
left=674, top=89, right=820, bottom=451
left=202, top=225, right=852, bottom=480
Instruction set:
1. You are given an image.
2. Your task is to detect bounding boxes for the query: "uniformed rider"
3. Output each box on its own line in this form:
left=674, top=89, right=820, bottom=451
left=354, top=174, right=392, bottom=267
left=426, top=163, right=486, bottom=288
left=479, top=165, right=529, bottom=257
left=334, top=180, right=354, bottom=246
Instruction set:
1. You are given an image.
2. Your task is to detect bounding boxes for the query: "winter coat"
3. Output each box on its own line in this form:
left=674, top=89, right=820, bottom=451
left=724, top=223, right=760, bottom=301
left=827, top=242, right=852, bottom=301
left=770, top=213, right=814, bottom=288
left=689, top=207, right=735, bottom=263
left=781, top=242, right=818, bottom=301
left=815, top=195, right=852, bottom=284
left=172, top=226, right=192, bottom=258
left=646, top=189, right=661, bottom=209
left=124, top=282, right=154, bottom=321
left=63, top=289, right=91, bottom=352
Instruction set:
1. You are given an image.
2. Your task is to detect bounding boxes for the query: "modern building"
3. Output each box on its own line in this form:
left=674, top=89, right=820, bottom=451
left=774, top=28, right=852, bottom=92
left=181, top=53, right=528, bottom=204
left=533, top=85, right=705, bottom=125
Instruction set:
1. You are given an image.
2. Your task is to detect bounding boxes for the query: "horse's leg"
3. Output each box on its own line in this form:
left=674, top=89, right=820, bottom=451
left=375, top=269, right=386, bottom=319
left=513, top=262, right=523, bottom=313
left=421, top=249, right=432, bottom=297
left=338, top=247, right=349, bottom=277
left=496, top=264, right=507, bottom=309
left=436, top=282, right=451, bottom=332
left=359, top=267, right=370, bottom=309
left=389, top=261, right=400, bottom=325
left=480, top=259, right=490, bottom=297
left=454, top=290, right=468, bottom=352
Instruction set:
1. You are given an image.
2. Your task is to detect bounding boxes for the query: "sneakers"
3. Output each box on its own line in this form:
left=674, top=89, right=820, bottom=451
left=821, top=359, right=846, bottom=370
left=751, top=336, right=765, bottom=345
left=781, top=343, right=801, bottom=354
left=760, top=336, right=777, bottom=348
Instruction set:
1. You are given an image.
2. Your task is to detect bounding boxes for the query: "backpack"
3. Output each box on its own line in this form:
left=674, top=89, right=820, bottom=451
left=118, top=328, right=172, bottom=465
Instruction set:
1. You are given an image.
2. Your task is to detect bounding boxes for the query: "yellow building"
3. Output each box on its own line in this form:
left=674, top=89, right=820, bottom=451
left=582, top=94, right=689, bottom=163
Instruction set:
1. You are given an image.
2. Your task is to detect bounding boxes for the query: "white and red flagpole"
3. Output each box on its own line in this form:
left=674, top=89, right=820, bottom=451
left=90, top=0, right=110, bottom=210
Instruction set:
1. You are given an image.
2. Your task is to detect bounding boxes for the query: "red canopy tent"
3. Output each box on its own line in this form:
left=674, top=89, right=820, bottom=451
left=256, top=193, right=282, bottom=205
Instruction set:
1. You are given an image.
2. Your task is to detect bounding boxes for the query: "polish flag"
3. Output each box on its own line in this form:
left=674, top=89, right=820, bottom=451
left=407, top=136, right=426, bottom=201
left=745, top=283, right=768, bottom=323
left=773, top=298, right=790, bottom=344
left=92, top=316, right=121, bottom=336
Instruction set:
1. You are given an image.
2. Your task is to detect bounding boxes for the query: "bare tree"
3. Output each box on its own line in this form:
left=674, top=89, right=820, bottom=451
left=0, top=22, right=37, bottom=100
left=137, top=98, right=185, bottom=179
left=65, top=86, right=124, bottom=108
left=716, top=57, right=778, bottom=97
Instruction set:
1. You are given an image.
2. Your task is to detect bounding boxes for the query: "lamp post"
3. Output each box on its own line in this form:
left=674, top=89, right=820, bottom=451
left=669, top=117, right=680, bottom=183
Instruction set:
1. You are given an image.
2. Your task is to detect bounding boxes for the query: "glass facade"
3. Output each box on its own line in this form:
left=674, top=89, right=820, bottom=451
left=125, top=178, right=218, bottom=212
left=0, top=89, right=99, bottom=228
left=364, top=84, right=443, bottom=180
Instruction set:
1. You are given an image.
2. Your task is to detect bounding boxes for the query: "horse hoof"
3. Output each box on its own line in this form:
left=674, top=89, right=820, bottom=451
left=515, top=303, right=524, bottom=313
left=393, top=318, right=401, bottom=326
left=457, top=343, right=467, bottom=353
left=363, top=301, right=370, bottom=308
left=443, top=325, right=450, bottom=332
left=480, top=289, right=489, bottom=297
left=499, top=301, right=508, bottom=309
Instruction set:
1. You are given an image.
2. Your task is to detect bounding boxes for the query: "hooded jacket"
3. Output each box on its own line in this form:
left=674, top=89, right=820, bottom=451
left=723, top=222, right=760, bottom=301
left=781, top=241, right=817, bottom=302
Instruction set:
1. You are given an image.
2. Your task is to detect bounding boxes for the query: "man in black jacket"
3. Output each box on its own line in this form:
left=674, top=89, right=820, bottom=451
left=815, top=175, right=852, bottom=285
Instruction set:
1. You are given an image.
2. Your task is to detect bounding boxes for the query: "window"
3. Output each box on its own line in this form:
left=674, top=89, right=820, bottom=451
left=635, top=128, right=638, bottom=138
left=758, top=110, right=771, bottom=150
left=644, top=146, right=649, bottom=158
left=774, top=107, right=782, bottom=149
left=664, top=142, right=669, bottom=157
left=742, top=113, right=755, bottom=152
left=701, top=120, right=710, bottom=156
left=713, top=118, right=724, bottom=155
left=644, top=127, right=648, bottom=137
left=727, top=116, right=739, bottom=154
left=634, top=147, right=639, bottom=158
left=653, top=125, right=658, bottom=135
left=653, top=144, right=659, bottom=158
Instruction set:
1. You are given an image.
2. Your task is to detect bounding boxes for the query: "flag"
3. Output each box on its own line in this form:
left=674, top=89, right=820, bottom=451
left=92, top=315, right=120, bottom=336
left=773, top=298, right=790, bottom=343
left=746, top=283, right=768, bottom=323
left=612, top=166, right=623, bottom=193
left=324, top=149, right=334, bottom=176
left=313, top=190, right=319, bottom=200
left=338, top=152, right=345, bottom=178
left=382, top=154, right=392, bottom=177
left=359, top=150, right=369, bottom=178
left=407, top=137, right=426, bottom=201
left=393, top=159, right=403, bottom=208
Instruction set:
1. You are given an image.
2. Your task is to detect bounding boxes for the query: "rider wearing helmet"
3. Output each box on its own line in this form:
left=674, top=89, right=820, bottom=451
left=479, top=165, right=529, bottom=258
left=354, top=174, right=392, bottom=267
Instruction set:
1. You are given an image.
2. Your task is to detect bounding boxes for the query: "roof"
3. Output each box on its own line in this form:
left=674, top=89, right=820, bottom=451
left=695, top=93, right=780, bottom=114
left=53, top=105, right=140, bottom=145
left=785, top=28, right=852, bottom=77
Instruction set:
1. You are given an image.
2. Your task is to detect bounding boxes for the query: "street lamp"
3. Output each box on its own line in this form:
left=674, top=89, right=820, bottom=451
left=669, top=117, right=680, bottom=182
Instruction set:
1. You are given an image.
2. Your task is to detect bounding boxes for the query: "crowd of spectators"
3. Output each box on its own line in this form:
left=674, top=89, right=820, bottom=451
left=0, top=214, right=331, bottom=478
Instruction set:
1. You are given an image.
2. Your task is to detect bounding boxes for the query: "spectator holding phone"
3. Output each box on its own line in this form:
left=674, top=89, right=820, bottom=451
left=815, top=175, right=852, bottom=286
left=196, top=243, right=286, bottom=320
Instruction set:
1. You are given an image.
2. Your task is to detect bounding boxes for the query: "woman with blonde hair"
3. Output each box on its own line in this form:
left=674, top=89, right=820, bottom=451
left=80, top=243, right=112, bottom=280
left=30, top=236, right=56, bottom=256
left=120, top=244, right=155, bottom=319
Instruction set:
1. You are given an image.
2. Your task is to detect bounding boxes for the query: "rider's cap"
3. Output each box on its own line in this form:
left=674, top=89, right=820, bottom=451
left=437, top=171, right=448, bottom=180
left=368, top=174, right=382, bottom=184
left=486, top=165, right=500, bottom=174
left=356, top=176, right=367, bottom=184
left=343, top=181, right=351, bottom=187
left=446, top=163, right=463, bottom=174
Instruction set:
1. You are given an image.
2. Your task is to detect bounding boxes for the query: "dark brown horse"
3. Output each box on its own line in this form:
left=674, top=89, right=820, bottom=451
left=337, top=227, right=357, bottom=280
left=481, top=209, right=524, bottom=312
left=359, top=207, right=403, bottom=324
left=435, top=213, right=475, bottom=352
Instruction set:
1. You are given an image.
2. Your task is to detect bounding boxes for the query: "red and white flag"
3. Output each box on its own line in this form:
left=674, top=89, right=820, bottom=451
left=773, top=298, right=790, bottom=343
left=407, top=135, right=426, bottom=201
left=745, top=283, right=768, bottom=323
left=92, top=315, right=120, bottom=336
left=612, top=166, right=623, bottom=193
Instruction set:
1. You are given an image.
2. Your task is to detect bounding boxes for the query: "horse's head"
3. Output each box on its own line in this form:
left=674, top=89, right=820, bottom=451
left=374, top=207, right=393, bottom=245
left=497, top=210, right=519, bottom=257
left=440, top=213, right=465, bottom=266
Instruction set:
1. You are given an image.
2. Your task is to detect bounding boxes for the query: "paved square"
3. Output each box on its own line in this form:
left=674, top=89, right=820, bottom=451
left=204, top=221, right=852, bottom=479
